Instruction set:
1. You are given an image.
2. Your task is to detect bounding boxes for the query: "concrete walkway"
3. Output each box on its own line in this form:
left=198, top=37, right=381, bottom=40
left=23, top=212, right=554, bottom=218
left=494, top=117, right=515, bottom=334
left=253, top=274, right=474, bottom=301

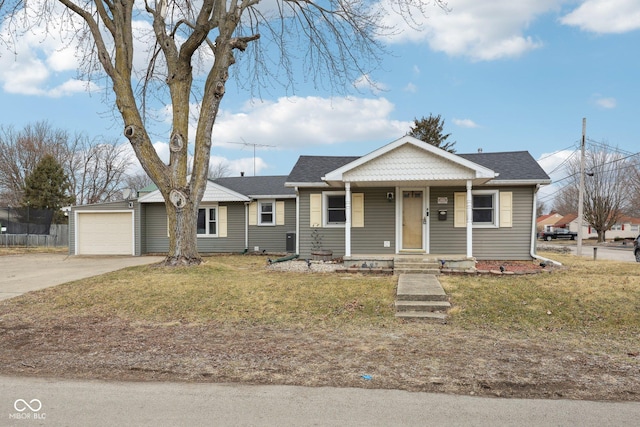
left=395, top=274, right=450, bottom=320
left=396, top=273, right=448, bottom=300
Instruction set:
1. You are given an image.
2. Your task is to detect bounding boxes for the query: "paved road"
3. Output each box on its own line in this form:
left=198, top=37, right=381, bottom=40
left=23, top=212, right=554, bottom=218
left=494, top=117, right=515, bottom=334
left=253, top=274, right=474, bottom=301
left=2, top=376, right=639, bottom=426
left=567, top=245, right=636, bottom=262
left=0, top=254, right=164, bottom=301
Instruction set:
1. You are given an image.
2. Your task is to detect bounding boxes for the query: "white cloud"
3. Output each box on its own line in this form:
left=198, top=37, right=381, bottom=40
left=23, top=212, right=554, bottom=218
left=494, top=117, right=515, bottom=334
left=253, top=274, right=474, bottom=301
left=594, top=96, right=617, bottom=109
left=211, top=96, right=411, bottom=148
left=561, top=0, right=640, bottom=33
left=379, top=0, right=559, bottom=61
left=452, top=118, right=479, bottom=128
left=403, top=83, right=418, bottom=93
left=354, top=74, right=388, bottom=94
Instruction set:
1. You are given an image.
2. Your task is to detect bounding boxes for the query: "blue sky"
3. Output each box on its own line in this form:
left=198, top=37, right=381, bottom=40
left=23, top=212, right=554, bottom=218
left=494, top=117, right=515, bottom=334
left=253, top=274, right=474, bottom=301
left=1, top=0, right=639, bottom=206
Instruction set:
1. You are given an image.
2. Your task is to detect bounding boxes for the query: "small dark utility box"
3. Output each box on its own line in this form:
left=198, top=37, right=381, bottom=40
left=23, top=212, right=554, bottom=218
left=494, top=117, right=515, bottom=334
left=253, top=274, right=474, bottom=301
left=438, top=210, right=447, bottom=221
left=286, top=232, right=296, bottom=252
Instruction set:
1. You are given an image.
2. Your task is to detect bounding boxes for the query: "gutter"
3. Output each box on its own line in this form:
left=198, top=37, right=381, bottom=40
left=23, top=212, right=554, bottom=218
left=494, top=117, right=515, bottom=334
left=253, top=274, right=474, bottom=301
left=530, top=184, right=562, bottom=266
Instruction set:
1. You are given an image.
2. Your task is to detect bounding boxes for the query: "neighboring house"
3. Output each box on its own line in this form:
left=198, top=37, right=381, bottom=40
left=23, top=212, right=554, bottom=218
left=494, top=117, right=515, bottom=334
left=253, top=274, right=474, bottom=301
left=536, top=212, right=564, bottom=233
left=69, top=136, right=551, bottom=260
left=561, top=213, right=640, bottom=240
left=285, top=136, right=550, bottom=260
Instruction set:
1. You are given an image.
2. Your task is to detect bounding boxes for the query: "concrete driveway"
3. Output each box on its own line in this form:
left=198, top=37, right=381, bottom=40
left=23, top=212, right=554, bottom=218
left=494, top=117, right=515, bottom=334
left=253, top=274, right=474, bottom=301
left=0, top=254, right=164, bottom=301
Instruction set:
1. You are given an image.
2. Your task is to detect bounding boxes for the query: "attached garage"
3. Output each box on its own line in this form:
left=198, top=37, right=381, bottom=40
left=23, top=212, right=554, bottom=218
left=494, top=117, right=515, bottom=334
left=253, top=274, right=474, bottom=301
left=75, top=211, right=134, bottom=255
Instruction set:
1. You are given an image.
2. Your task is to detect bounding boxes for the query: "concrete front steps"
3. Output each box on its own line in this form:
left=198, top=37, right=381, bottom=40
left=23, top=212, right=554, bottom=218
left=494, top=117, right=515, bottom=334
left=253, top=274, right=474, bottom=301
left=393, top=256, right=441, bottom=275
left=395, top=274, right=450, bottom=321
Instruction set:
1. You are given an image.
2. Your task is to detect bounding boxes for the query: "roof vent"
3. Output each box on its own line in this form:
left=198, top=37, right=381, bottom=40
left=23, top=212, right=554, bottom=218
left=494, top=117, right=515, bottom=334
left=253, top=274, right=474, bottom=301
left=477, top=148, right=483, bottom=153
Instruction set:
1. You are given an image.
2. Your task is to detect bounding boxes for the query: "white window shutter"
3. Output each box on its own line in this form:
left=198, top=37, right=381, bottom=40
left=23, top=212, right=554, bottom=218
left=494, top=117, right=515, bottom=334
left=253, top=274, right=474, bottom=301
left=351, top=193, right=364, bottom=227
left=454, top=192, right=467, bottom=228
left=218, top=206, right=228, bottom=237
left=499, top=192, right=513, bottom=228
left=248, top=202, right=257, bottom=226
left=276, top=201, right=285, bottom=225
left=310, top=194, right=322, bottom=227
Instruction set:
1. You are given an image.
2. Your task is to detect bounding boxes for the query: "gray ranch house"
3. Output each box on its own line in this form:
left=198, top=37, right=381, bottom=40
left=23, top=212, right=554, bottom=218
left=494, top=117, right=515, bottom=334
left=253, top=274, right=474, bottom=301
left=69, top=136, right=550, bottom=262
left=286, top=136, right=551, bottom=263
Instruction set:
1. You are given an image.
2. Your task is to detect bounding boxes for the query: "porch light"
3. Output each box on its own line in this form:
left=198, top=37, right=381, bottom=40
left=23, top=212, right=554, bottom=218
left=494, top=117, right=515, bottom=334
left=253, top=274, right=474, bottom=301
left=387, top=192, right=394, bottom=202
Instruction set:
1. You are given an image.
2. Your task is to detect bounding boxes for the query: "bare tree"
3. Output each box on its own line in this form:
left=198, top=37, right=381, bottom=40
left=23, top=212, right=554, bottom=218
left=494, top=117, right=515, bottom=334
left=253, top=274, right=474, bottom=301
left=2, top=0, right=447, bottom=265
left=551, top=185, right=578, bottom=216
left=555, top=144, right=635, bottom=242
left=208, top=161, right=231, bottom=180
left=629, top=157, right=640, bottom=217
left=125, top=172, right=155, bottom=196
left=68, top=137, right=132, bottom=205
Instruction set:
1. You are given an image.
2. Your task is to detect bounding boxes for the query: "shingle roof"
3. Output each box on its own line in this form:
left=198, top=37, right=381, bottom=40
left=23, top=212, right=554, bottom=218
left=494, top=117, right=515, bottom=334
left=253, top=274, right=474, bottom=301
left=213, top=175, right=295, bottom=197
left=286, top=151, right=550, bottom=183
left=286, top=156, right=360, bottom=183
left=458, top=151, right=550, bottom=181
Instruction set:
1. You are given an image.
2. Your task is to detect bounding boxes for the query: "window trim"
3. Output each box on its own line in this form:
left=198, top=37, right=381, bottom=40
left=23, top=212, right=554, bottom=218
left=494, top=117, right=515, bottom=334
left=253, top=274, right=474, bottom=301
left=323, top=191, right=346, bottom=228
left=197, top=204, right=218, bottom=237
left=471, top=190, right=499, bottom=228
left=258, top=200, right=276, bottom=226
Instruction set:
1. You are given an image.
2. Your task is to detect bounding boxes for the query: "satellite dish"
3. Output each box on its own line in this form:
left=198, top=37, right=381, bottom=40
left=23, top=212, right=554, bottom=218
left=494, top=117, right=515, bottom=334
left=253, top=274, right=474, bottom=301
left=122, top=188, right=132, bottom=200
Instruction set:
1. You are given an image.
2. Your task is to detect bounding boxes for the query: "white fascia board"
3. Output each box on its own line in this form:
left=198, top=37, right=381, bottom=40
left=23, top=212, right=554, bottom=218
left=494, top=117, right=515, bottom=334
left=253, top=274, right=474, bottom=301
left=284, top=182, right=330, bottom=188
left=323, top=135, right=497, bottom=181
left=139, top=181, right=250, bottom=203
left=484, top=179, right=552, bottom=186
left=249, top=194, right=297, bottom=199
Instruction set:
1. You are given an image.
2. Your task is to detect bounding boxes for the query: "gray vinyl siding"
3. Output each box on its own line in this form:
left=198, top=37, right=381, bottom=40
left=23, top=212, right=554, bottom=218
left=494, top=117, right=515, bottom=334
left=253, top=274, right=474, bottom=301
left=248, top=199, right=296, bottom=253
left=298, top=188, right=395, bottom=258
left=299, top=189, right=345, bottom=257
left=69, top=200, right=141, bottom=256
left=430, top=186, right=534, bottom=260
left=143, top=202, right=246, bottom=254
left=351, top=188, right=396, bottom=254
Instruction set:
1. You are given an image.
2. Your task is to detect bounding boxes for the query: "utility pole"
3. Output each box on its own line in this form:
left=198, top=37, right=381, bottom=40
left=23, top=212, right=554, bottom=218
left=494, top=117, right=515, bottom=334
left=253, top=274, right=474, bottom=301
left=576, top=118, right=586, bottom=257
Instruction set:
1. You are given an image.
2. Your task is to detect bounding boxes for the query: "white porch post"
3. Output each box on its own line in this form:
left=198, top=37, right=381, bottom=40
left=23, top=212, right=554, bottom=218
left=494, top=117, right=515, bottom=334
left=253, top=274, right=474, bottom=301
left=466, top=180, right=473, bottom=258
left=345, top=182, right=352, bottom=257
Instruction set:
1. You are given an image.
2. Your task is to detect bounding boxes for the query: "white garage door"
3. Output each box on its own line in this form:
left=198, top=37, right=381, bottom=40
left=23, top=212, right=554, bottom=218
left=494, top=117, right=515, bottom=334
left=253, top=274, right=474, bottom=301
left=77, top=212, right=134, bottom=255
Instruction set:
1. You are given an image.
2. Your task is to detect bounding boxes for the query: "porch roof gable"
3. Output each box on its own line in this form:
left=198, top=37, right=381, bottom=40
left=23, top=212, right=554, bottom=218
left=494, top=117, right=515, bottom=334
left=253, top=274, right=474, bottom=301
left=323, top=136, right=497, bottom=184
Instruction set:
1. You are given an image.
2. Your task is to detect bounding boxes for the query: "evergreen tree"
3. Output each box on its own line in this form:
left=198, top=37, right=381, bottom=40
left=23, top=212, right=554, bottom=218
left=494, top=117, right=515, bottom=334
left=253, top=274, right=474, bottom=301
left=408, top=114, right=457, bottom=153
left=22, top=155, right=74, bottom=223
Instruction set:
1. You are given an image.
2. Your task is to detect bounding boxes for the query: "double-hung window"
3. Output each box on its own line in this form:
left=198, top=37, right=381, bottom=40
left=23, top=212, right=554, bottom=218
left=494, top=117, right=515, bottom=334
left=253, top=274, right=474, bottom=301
left=258, top=201, right=275, bottom=226
left=197, top=206, right=218, bottom=236
left=324, top=192, right=346, bottom=226
left=472, top=193, right=495, bottom=225
left=455, top=190, right=504, bottom=228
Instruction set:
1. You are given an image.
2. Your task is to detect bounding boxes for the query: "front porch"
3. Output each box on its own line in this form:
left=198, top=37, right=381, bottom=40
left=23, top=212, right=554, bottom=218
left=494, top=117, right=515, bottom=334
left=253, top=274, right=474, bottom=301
left=342, top=253, right=476, bottom=275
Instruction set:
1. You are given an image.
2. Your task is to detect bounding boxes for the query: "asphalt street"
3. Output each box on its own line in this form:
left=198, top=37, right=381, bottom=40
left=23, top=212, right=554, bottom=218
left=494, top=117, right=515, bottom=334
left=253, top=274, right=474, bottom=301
left=3, top=377, right=640, bottom=426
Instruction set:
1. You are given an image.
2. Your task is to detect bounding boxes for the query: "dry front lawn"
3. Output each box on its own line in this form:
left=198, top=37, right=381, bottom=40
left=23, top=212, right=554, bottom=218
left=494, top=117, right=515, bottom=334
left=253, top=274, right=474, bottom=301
left=0, top=253, right=639, bottom=400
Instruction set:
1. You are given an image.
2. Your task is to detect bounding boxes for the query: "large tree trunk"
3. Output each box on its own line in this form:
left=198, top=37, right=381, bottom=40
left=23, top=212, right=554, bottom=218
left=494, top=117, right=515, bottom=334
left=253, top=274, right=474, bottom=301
left=164, top=194, right=201, bottom=266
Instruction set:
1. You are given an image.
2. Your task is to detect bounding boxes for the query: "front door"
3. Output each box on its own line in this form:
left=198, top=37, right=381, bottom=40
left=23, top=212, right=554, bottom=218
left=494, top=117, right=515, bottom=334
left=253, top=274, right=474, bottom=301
left=402, top=190, right=423, bottom=250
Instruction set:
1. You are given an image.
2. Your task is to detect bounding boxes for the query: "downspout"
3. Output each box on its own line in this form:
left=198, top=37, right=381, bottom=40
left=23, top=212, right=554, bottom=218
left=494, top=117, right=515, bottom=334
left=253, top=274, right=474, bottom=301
left=295, top=187, right=300, bottom=255
left=345, top=182, right=351, bottom=257
left=466, top=180, right=473, bottom=258
left=244, top=202, right=250, bottom=251
left=530, top=184, right=561, bottom=266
